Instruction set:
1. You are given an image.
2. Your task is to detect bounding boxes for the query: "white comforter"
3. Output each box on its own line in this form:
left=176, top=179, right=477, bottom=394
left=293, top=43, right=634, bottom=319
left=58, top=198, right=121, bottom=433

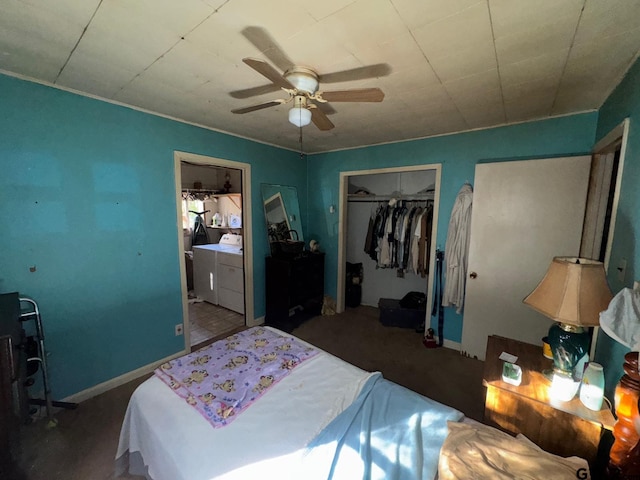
left=116, top=334, right=375, bottom=480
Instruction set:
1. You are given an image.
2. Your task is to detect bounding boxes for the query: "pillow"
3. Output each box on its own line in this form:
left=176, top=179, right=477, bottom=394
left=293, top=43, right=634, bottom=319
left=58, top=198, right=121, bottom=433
left=438, top=421, right=590, bottom=480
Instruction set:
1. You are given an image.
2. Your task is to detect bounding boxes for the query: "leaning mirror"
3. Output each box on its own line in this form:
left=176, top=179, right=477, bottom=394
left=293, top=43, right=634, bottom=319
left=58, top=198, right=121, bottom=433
left=261, top=184, right=304, bottom=256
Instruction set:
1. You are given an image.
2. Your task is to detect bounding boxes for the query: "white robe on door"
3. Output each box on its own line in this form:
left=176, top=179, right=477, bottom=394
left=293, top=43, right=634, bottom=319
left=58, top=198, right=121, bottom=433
left=442, top=184, right=473, bottom=314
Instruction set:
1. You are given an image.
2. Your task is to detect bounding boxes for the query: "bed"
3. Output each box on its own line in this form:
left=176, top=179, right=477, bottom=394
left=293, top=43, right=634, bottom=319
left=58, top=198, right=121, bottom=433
left=115, top=326, right=591, bottom=480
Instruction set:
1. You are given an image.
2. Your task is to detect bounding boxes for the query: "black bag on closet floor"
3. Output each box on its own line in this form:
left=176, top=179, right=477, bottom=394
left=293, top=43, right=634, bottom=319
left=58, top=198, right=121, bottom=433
left=378, top=298, right=425, bottom=329
left=399, top=291, right=426, bottom=310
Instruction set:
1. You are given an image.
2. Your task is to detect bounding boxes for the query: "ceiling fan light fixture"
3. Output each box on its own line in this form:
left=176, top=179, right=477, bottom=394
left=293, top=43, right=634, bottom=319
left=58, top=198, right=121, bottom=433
left=284, top=67, right=319, bottom=94
left=288, top=106, right=311, bottom=127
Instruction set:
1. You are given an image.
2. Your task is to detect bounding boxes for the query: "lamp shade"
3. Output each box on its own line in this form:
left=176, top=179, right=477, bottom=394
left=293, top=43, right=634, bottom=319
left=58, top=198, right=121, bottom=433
left=523, top=257, right=613, bottom=327
left=288, top=107, right=311, bottom=127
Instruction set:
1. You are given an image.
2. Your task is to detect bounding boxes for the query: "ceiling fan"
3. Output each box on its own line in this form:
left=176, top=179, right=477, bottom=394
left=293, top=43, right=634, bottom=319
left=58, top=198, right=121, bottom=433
left=230, top=27, right=391, bottom=131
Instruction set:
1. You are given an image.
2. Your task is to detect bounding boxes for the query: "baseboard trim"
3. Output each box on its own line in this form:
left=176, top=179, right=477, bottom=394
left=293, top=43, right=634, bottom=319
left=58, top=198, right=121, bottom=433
left=439, top=338, right=462, bottom=350
left=251, top=315, right=265, bottom=326
left=61, top=349, right=187, bottom=404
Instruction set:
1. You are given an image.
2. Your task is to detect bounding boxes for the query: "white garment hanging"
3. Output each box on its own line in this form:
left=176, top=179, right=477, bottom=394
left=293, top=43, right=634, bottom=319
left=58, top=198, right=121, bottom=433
left=442, top=184, right=473, bottom=314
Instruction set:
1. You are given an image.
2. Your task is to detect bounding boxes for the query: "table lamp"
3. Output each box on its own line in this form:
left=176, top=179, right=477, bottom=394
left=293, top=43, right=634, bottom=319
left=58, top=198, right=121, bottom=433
left=599, top=287, right=640, bottom=478
left=523, top=257, right=613, bottom=400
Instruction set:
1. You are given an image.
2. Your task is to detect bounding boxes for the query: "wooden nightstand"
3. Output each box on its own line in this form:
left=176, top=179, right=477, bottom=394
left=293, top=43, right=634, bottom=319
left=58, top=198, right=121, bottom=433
left=483, top=335, right=615, bottom=466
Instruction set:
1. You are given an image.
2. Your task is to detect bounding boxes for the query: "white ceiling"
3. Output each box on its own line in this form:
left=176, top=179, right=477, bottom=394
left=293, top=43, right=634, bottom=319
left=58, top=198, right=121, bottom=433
left=1, top=0, right=639, bottom=153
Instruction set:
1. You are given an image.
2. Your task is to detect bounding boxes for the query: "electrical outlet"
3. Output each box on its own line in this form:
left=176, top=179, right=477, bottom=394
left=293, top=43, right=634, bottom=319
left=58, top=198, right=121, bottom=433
left=175, top=324, right=183, bottom=336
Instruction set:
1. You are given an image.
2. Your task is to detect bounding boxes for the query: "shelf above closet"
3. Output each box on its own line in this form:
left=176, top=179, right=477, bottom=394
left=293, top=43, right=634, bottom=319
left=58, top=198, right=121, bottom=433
left=182, top=190, right=241, bottom=210
left=347, top=192, right=434, bottom=202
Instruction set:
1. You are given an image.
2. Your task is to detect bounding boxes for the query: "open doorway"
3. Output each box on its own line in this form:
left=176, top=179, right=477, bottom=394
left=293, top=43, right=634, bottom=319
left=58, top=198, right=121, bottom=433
left=174, top=152, right=255, bottom=351
left=582, top=118, right=629, bottom=269
left=582, top=119, right=629, bottom=360
left=336, top=164, right=442, bottom=336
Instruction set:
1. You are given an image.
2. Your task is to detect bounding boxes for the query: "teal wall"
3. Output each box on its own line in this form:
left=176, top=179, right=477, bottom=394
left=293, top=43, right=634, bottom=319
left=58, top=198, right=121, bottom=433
left=0, top=74, right=304, bottom=399
left=3, top=53, right=638, bottom=401
left=307, top=113, right=598, bottom=343
left=593, top=56, right=640, bottom=397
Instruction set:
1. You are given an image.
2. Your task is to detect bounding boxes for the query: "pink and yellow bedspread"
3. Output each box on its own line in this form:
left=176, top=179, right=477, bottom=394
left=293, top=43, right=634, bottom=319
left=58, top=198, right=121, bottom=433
left=154, top=327, right=318, bottom=427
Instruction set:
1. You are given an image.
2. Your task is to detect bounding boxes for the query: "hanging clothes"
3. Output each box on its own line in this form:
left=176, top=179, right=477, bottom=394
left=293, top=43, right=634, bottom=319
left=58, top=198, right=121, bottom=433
left=361, top=199, right=433, bottom=274
left=363, top=212, right=375, bottom=256
left=401, top=206, right=419, bottom=269
left=442, top=183, right=473, bottom=314
left=391, top=202, right=406, bottom=268
left=409, top=207, right=423, bottom=273
left=364, top=205, right=384, bottom=261
left=417, top=203, right=433, bottom=277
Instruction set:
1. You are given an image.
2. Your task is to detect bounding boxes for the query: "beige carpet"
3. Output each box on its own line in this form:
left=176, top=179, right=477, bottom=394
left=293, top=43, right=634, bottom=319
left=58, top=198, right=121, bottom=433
left=15, top=306, right=485, bottom=479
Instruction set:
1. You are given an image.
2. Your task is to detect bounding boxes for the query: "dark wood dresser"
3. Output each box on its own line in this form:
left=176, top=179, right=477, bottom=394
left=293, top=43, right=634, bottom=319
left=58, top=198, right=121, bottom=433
left=265, top=252, right=324, bottom=332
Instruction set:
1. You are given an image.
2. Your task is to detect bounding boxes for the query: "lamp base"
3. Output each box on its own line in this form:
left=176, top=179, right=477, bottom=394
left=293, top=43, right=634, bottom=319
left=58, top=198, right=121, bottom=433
left=547, top=322, right=591, bottom=381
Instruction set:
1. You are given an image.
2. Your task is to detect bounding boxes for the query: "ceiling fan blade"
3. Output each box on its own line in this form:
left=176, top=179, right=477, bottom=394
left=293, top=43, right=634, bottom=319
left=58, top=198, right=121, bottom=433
left=318, top=64, right=392, bottom=84
left=241, top=27, right=295, bottom=73
left=229, top=83, right=280, bottom=99
left=242, top=58, right=294, bottom=90
left=320, top=88, right=385, bottom=103
left=310, top=107, right=334, bottom=131
left=231, top=100, right=283, bottom=114
left=316, top=101, right=337, bottom=116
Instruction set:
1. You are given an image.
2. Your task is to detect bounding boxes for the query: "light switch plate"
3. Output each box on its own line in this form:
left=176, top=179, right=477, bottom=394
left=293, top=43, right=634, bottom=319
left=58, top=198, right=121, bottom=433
left=618, top=258, right=627, bottom=282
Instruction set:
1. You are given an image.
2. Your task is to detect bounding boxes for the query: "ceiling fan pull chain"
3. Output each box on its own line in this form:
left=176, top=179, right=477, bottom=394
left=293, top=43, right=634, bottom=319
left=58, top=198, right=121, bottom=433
left=299, top=123, right=304, bottom=159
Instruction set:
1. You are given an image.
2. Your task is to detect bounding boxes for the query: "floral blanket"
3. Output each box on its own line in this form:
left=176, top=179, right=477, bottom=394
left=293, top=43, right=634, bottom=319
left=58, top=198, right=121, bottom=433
left=154, top=327, right=318, bottom=427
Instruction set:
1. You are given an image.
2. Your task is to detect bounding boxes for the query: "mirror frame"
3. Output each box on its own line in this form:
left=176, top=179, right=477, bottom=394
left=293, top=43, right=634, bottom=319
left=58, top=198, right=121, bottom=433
left=261, top=184, right=304, bottom=256
left=263, top=191, right=293, bottom=240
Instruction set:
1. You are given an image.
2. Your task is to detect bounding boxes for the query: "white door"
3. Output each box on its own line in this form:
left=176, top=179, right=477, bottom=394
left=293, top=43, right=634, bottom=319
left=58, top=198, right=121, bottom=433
left=460, top=156, right=591, bottom=360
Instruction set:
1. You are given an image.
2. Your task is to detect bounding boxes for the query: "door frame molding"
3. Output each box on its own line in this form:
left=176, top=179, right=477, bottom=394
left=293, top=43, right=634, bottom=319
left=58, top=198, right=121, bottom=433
left=173, top=151, right=254, bottom=352
left=592, top=118, right=630, bottom=270
left=337, top=164, right=442, bottom=332
left=588, top=118, right=630, bottom=360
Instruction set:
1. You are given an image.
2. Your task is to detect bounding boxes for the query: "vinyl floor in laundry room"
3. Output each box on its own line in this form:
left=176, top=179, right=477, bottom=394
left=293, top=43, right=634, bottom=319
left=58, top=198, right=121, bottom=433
left=188, top=300, right=245, bottom=348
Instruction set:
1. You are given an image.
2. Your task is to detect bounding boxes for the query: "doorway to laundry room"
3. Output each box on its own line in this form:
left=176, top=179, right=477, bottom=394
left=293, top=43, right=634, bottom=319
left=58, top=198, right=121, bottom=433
left=174, top=152, right=254, bottom=350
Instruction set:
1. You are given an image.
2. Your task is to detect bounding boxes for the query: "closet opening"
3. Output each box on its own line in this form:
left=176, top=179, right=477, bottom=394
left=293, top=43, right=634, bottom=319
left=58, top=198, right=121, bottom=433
left=337, top=164, right=442, bottom=336
left=174, top=152, right=255, bottom=352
